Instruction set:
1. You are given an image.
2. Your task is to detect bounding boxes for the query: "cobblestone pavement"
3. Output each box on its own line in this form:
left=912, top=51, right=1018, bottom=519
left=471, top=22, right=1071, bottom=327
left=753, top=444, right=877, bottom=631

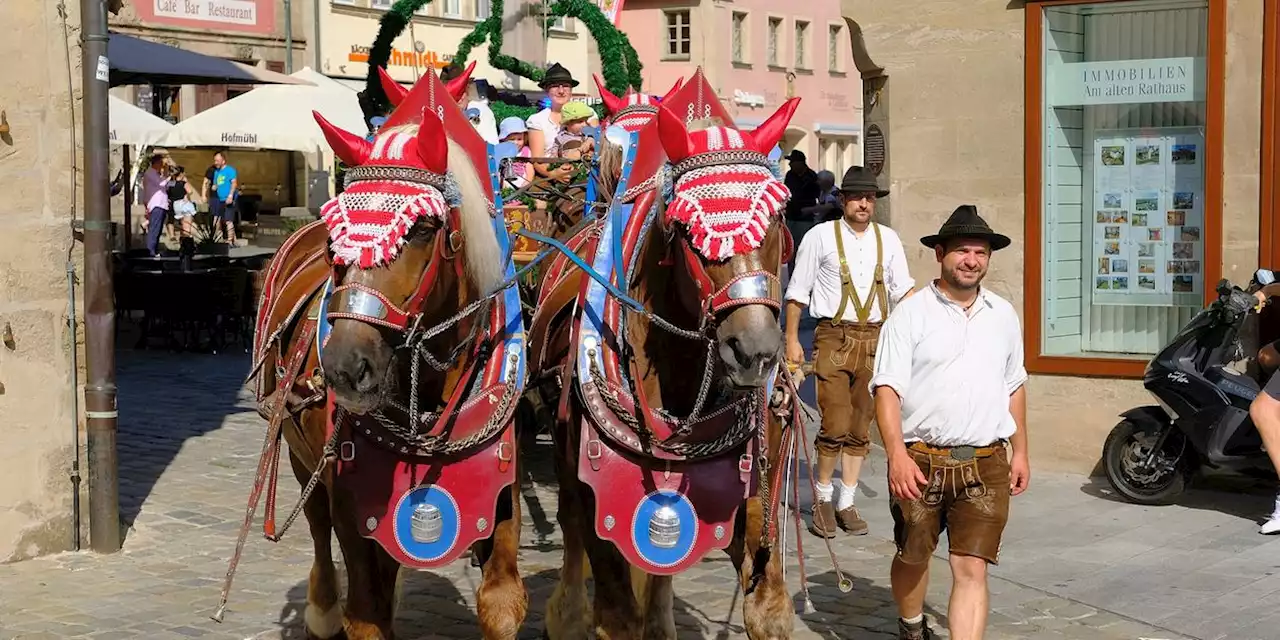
left=0, top=351, right=1193, bottom=639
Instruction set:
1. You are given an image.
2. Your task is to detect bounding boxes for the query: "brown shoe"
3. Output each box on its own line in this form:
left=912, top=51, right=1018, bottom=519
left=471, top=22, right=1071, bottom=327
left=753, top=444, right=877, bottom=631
left=808, top=500, right=838, bottom=538
left=898, top=617, right=935, bottom=640
left=836, top=505, right=869, bottom=535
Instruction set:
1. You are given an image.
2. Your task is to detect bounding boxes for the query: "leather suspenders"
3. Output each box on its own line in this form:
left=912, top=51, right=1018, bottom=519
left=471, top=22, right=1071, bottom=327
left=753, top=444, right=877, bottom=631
left=831, top=222, right=890, bottom=326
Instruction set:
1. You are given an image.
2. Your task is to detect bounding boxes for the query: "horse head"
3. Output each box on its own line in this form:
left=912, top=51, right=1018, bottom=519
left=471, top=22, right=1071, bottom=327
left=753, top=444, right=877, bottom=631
left=312, top=74, right=502, bottom=414
left=593, top=75, right=682, bottom=134
left=649, top=95, right=800, bottom=390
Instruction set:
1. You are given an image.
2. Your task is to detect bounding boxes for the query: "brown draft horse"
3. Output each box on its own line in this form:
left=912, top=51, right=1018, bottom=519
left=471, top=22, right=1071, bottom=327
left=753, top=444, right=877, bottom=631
left=531, top=75, right=802, bottom=639
left=245, top=77, right=525, bottom=638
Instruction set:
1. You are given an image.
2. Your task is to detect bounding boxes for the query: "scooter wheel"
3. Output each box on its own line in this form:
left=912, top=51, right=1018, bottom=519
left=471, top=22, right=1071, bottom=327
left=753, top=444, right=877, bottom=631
left=1102, top=419, right=1189, bottom=505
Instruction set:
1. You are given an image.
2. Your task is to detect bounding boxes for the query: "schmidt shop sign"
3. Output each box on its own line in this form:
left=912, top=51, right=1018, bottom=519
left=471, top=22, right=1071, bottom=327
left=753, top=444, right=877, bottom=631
left=1048, top=56, right=1205, bottom=106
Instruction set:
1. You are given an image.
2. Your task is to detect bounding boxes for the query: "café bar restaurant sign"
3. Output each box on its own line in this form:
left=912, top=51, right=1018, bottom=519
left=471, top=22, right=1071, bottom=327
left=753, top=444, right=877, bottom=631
left=134, top=0, right=275, bottom=35
left=1048, top=57, right=1205, bottom=106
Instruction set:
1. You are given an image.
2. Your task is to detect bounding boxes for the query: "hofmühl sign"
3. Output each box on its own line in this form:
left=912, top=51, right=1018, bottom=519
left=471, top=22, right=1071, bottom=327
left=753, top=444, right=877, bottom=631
left=1049, top=57, right=1205, bottom=106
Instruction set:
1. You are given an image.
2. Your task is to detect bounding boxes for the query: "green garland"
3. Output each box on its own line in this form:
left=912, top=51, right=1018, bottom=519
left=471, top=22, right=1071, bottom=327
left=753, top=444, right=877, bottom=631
left=366, top=0, right=433, bottom=115
left=368, top=0, right=645, bottom=118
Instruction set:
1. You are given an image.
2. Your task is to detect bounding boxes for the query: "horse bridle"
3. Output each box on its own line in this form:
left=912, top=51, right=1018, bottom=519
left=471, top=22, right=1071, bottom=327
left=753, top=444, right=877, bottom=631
left=324, top=166, right=467, bottom=339
left=662, top=151, right=794, bottom=325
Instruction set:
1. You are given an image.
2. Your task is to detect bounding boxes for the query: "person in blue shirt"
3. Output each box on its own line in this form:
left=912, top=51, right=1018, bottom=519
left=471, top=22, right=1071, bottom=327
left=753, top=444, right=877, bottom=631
left=206, top=151, right=238, bottom=243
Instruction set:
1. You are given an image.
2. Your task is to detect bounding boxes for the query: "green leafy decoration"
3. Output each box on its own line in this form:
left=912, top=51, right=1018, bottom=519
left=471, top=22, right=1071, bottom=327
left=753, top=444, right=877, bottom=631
left=365, top=0, right=434, bottom=115
left=368, top=0, right=645, bottom=119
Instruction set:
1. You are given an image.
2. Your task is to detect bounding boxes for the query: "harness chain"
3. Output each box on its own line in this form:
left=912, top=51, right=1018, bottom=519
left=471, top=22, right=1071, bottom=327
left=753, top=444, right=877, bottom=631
left=588, top=357, right=763, bottom=459
left=266, top=408, right=344, bottom=542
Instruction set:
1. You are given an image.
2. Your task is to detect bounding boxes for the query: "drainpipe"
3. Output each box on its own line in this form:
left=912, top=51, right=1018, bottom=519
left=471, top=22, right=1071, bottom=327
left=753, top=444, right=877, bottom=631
left=312, top=0, right=322, bottom=70
left=81, top=0, right=122, bottom=553
left=67, top=262, right=81, bottom=552
left=285, top=0, right=294, bottom=73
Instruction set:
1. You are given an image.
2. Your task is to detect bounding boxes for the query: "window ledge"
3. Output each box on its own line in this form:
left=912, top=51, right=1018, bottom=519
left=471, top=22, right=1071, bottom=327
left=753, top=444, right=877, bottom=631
left=732, top=61, right=752, bottom=70
left=1026, top=354, right=1148, bottom=379
left=828, top=69, right=847, bottom=77
left=767, top=64, right=787, bottom=72
left=662, top=54, right=692, bottom=62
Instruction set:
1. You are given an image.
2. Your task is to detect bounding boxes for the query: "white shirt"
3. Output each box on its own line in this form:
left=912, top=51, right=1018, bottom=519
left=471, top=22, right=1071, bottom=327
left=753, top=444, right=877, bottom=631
left=465, top=99, right=499, bottom=145
left=869, top=281, right=1028, bottom=447
left=785, top=220, right=914, bottom=324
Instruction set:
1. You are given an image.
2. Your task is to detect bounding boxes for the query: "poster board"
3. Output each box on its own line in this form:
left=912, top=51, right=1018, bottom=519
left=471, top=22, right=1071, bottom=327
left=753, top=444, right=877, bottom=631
left=1089, top=127, right=1204, bottom=307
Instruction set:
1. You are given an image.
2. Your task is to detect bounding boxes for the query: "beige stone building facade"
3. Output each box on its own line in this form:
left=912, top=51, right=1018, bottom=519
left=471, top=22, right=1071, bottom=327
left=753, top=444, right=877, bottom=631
left=0, top=2, right=84, bottom=561
left=841, top=0, right=1274, bottom=473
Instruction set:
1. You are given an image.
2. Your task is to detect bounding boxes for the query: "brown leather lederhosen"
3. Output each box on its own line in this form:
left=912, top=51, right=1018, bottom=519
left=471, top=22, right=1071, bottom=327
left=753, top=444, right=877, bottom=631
left=813, top=222, right=888, bottom=458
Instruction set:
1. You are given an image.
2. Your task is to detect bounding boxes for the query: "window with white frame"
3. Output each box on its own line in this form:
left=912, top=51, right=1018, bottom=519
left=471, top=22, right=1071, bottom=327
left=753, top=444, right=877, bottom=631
left=665, top=10, right=691, bottom=59
left=794, top=20, right=809, bottom=69
left=371, top=0, right=391, bottom=8
left=828, top=24, right=842, bottom=71
left=1038, top=0, right=1210, bottom=358
left=476, top=0, right=491, bottom=19
left=331, top=0, right=355, bottom=5
left=767, top=17, right=781, bottom=66
left=441, top=0, right=460, bottom=17
left=732, top=12, right=747, bottom=64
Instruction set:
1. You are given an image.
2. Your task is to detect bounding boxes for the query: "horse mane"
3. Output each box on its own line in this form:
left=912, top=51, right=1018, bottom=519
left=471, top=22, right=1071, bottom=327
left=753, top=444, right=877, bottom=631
left=596, top=139, right=623, bottom=203
left=445, top=138, right=505, bottom=295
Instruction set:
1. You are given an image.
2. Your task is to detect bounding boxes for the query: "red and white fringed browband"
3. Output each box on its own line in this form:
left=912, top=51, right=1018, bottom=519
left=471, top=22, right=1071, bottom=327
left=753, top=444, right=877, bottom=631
left=665, top=163, right=790, bottom=262
left=320, top=179, right=450, bottom=269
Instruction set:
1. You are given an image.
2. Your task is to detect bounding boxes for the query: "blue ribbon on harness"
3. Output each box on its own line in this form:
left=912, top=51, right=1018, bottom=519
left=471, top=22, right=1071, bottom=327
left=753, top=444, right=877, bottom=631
left=511, top=228, right=648, bottom=315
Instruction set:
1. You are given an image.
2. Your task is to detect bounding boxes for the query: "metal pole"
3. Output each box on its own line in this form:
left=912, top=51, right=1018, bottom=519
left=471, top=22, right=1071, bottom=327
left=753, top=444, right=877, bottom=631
left=67, top=261, right=81, bottom=552
left=312, top=0, right=321, bottom=70
left=285, top=0, right=293, bottom=73
left=80, top=0, right=122, bottom=553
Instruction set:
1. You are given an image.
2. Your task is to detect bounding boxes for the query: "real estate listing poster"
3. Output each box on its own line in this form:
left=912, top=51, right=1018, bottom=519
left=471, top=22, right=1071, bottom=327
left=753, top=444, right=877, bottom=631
left=1091, top=130, right=1204, bottom=303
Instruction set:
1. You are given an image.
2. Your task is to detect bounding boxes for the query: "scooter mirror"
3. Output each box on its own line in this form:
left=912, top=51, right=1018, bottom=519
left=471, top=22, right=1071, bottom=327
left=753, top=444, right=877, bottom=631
left=1256, top=269, right=1276, bottom=286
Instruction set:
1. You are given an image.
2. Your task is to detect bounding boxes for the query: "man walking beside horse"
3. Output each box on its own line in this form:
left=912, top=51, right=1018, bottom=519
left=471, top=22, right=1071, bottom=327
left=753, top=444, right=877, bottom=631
left=870, top=206, right=1031, bottom=640
left=784, top=166, right=915, bottom=538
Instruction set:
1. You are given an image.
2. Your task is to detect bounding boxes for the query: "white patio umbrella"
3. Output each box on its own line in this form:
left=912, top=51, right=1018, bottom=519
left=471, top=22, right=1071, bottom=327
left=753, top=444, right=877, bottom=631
left=109, top=94, right=173, bottom=147
left=156, top=67, right=366, bottom=153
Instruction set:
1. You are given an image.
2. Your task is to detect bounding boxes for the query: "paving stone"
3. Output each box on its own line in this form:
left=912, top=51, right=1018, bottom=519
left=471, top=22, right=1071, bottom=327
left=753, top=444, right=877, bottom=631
left=0, top=351, right=1206, bottom=639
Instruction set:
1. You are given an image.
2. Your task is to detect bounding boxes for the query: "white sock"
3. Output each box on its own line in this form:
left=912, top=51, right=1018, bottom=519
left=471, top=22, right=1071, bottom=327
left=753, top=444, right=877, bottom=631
left=816, top=482, right=834, bottom=503
left=836, top=481, right=857, bottom=510
left=902, top=614, right=923, bottom=625
left=1271, top=491, right=1280, bottom=518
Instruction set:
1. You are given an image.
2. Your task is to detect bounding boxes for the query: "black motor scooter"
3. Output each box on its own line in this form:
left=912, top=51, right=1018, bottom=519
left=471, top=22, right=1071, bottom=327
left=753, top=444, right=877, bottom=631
left=1103, top=269, right=1279, bottom=505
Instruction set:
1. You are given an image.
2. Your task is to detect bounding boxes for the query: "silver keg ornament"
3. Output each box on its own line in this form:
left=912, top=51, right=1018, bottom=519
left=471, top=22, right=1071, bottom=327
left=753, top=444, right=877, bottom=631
left=648, top=504, right=681, bottom=549
left=410, top=502, right=443, bottom=544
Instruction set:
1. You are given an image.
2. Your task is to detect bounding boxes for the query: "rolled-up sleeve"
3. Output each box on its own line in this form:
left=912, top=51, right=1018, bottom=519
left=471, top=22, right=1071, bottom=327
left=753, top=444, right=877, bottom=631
left=784, top=227, right=820, bottom=305
left=1004, top=310, right=1029, bottom=394
left=886, top=233, right=916, bottom=303
left=869, top=309, right=914, bottom=399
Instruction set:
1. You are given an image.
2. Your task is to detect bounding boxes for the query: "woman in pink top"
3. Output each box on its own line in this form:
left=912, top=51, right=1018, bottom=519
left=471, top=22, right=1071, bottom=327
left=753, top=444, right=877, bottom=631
left=141, top=154, right=171, bottom=256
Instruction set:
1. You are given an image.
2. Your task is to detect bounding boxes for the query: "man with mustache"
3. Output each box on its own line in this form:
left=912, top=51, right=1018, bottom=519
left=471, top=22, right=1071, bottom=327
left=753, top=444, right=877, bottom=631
left=869, top=205, right=1030, bottom=640
left=785, top=166, right=915, bottom=539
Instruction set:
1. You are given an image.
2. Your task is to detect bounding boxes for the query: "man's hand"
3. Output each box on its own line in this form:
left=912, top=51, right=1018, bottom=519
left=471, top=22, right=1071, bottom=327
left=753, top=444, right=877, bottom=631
left=785, top=339, right=805, bottom=367
left=1010, top=452, right=1030, bottom=496
left=888, top=452, right=928, bottom=501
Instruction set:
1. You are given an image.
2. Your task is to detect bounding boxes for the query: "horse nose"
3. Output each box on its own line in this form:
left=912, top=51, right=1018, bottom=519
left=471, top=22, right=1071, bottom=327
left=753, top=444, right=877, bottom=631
left=336, top=352, right=378, bottom=394
left=725, top=332, right=781, bottom=372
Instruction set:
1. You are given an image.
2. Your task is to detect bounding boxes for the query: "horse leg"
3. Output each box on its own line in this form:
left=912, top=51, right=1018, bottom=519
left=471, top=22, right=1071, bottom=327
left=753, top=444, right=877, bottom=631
left=628, top=569, right=676, bottom=640
left=331, top=489, right=399, bottom=639
left=545, top=417, right=594, bottom=639
left=474, top=472, right=529, bottom=639
left=289, top=452, right=344, bottom=640
left=728, top=498, right=793, bottom=640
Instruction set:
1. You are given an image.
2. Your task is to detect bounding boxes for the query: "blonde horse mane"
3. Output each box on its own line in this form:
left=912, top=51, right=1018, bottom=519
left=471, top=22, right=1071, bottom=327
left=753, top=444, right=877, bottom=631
left=445, top=138, right=504, bottom=295
left=376, top=123, right=503, bottom=295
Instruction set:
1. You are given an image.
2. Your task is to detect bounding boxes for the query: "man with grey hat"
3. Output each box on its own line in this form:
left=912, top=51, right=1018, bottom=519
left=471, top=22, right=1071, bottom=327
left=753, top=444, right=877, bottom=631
left=784, top=165, right=915, bottom=539
left=869, top=205, right=1030, bottom=640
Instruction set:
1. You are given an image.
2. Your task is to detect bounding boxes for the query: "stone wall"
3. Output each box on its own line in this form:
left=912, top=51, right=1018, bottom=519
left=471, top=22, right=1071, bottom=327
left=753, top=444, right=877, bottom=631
left=842, top=0, right=1266, bottom=473
left=0, top=1, right=83, bottom=561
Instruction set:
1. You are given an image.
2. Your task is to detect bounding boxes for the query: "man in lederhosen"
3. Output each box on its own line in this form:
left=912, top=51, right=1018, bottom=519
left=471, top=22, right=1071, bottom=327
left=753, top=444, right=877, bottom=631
left=870, top=206, right=1031, bottom=640
left=784, top=166, right=916, bottom=538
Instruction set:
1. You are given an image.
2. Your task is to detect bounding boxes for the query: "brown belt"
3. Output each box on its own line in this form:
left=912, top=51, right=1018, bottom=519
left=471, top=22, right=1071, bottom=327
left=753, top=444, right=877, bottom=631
left=908, top=441, right=1005, bottom=461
